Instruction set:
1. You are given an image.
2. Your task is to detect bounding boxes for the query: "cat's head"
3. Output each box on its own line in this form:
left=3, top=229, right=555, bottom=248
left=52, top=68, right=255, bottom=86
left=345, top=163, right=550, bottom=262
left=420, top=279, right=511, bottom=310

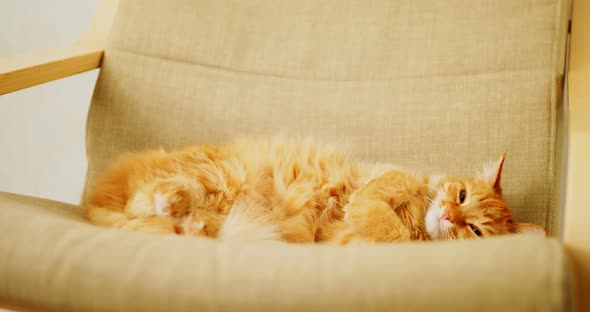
left=424, top=154, right=546, bottom=240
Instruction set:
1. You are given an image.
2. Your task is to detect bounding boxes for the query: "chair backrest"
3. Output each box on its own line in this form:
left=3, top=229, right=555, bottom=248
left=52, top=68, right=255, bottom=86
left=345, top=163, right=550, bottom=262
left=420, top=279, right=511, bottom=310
left=86, top=0, right=569, bottom=234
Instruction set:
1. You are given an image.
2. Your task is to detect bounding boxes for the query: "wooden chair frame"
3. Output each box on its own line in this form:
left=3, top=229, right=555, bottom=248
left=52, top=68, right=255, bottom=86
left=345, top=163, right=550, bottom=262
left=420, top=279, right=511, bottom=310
left=1, top=0, right=588, bottom=310
left=0, top=0, right=118, bottom=95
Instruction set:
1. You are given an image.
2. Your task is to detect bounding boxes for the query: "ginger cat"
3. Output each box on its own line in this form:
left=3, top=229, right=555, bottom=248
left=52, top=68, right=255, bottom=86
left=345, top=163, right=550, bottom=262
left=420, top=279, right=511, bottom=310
left=85, top=138, right=545, bottom=244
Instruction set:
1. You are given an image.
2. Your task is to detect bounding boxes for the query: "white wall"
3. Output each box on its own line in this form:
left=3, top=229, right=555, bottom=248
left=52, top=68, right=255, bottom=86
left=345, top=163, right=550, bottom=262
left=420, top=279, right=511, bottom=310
left=0, top=0, right=100, bottom=204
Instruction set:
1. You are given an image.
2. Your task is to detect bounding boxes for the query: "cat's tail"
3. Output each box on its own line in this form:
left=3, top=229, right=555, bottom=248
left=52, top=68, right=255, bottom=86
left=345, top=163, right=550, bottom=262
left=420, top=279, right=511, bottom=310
left=85, top=205, right=131, bottom=228
left=86, top=199, right=281, bottom=240
left=218, top=199, right=281, bottom=243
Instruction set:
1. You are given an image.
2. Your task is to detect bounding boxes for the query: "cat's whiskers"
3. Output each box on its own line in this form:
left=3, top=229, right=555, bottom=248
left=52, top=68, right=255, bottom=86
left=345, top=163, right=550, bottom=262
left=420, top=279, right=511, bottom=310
left=424, top=194, right=435, bottom=204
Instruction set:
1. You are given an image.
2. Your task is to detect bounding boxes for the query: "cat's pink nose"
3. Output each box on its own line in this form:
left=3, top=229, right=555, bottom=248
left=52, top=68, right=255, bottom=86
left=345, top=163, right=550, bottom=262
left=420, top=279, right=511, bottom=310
left=441, top=210, right=453, bottom=223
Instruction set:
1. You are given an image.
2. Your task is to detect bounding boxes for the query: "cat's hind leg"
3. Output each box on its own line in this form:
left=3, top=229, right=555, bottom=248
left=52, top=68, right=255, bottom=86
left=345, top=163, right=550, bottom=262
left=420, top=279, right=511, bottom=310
left=86, top=174, right=207, bottom=235
left=125, top=176, right=207, bottom=218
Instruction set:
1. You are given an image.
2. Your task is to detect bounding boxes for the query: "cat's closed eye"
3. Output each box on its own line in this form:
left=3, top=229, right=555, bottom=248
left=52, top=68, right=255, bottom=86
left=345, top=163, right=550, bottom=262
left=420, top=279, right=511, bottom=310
left=469, top=224, right=482, bottom=236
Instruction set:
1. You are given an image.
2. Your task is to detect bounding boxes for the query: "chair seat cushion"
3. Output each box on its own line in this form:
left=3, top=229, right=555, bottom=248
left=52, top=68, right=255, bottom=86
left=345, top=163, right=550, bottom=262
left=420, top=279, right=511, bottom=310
left=0, top=191, right=573, bottom=311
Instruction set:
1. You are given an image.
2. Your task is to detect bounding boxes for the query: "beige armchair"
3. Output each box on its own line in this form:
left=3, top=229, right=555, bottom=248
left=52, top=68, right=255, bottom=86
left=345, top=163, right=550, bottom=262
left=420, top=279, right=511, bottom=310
left=1, top=0, right=587, bottom=311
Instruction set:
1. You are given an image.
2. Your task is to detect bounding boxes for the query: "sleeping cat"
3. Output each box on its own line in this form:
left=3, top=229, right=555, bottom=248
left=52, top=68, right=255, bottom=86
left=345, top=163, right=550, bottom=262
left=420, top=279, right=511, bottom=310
left=85, top=138, right=545, bottom=244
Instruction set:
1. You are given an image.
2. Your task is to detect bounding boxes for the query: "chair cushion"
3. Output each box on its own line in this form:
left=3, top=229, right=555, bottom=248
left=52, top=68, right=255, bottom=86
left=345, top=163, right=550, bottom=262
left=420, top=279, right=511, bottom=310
left=0, top=192, right=573, bottom=311
left=87, top=0, right=569, bottom=233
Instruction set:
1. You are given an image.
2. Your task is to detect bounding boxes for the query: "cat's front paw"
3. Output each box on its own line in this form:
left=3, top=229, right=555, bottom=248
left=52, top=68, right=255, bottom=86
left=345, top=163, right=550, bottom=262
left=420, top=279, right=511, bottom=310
left=343, top=199, right=410, bottom=242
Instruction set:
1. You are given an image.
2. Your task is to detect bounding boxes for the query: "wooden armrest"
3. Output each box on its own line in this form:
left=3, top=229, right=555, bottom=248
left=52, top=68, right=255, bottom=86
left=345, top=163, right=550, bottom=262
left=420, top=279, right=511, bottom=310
left=0, top=46, right=103, bottom=95
left=564, top=0, right=590, bottom=311
left=0, top=0, right=118, bottom=95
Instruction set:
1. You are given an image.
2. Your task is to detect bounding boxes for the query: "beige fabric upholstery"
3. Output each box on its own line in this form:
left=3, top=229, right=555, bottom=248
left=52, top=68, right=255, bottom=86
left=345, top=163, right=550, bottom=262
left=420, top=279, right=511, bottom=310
left=87, top=0, right=568, bottom=234
left=1, top=0, right=573, bottom=310
left=0, top=192, right=573, bottom=311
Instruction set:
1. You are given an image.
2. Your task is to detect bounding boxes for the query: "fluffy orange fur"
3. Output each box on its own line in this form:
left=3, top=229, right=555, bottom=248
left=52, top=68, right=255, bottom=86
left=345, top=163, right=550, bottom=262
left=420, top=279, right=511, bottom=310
left=85, top=138, right=545, bottom=244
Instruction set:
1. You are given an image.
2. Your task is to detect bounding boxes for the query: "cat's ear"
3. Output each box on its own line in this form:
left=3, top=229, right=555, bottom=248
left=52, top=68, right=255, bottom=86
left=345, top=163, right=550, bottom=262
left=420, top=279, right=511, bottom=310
left=513, top=222, right=546, bottom=237
left=480, top=153, right=506, bottom=194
